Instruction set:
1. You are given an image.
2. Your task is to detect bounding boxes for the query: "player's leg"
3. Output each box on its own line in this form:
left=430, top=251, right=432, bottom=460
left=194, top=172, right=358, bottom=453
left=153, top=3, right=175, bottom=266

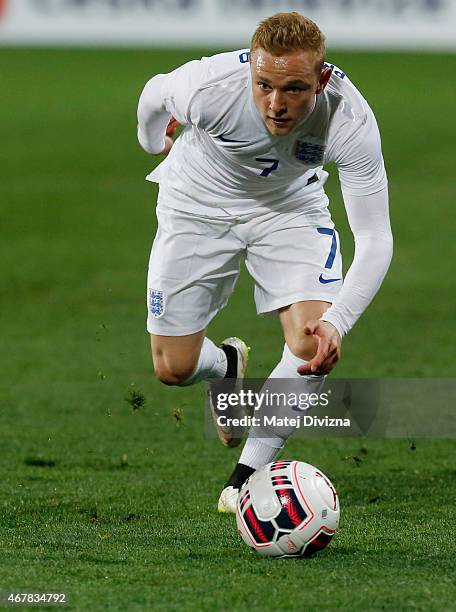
left=218, top=300, right=330, bottom=512
left=231, top=301, right=330, bottom=469
left=218, top=213, right=343, bottom=512
left=279, top=300, right=328, bottom=360
left=147, top=202, right=248, bottom=398
left=151, top=331, right=240, bottom=386
left=151, top=331, right=205, bottom=385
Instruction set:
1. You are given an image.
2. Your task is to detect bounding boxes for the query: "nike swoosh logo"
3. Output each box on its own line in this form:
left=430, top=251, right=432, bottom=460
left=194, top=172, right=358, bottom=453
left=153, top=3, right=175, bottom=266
left=319, top=274, right=342, bottom=284
left=217, top=135, right=249, bottom=143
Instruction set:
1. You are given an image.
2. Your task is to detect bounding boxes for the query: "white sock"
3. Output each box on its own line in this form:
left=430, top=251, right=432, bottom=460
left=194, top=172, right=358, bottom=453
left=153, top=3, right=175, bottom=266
left=238, top=343, right=325, bottom=469
left=179, top=337, right=227, bottom=386
left=237, top=437, right=283, bottom=470
left=269, top=343, right=319, bottom=379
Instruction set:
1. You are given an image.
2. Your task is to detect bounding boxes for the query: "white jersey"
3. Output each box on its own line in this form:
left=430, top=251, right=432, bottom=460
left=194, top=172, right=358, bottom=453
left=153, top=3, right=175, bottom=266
left=138, top=49, right=387, bottom=224
left=137, top=50, right=393, bottom=337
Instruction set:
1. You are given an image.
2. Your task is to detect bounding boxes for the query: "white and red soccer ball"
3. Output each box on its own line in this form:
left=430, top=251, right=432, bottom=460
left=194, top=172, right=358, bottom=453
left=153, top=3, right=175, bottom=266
left=236, top=460, right=340, bottom=558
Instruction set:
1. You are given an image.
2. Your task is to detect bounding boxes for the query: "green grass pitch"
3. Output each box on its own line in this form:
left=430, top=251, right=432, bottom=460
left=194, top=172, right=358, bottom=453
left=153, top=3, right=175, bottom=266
left=1, top=48, right=455, bottom=610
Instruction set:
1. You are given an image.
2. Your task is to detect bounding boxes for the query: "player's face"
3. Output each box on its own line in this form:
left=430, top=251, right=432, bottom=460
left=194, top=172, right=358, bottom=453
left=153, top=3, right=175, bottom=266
left=251, top=48, right=330, bottom=136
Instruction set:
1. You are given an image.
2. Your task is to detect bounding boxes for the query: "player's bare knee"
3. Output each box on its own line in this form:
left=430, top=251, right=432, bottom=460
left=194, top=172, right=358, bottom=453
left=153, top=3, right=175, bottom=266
left=153, top=360, right=196, bottom=386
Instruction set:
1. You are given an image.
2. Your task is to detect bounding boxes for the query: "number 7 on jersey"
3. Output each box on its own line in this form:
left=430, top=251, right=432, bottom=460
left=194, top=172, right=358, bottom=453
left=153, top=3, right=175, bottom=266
left=255, top=158, right=280, bottom=177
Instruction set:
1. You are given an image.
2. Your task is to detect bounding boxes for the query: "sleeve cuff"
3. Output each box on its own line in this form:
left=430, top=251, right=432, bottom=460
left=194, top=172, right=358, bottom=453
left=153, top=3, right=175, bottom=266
left=319, top=313, right=346, bottom=339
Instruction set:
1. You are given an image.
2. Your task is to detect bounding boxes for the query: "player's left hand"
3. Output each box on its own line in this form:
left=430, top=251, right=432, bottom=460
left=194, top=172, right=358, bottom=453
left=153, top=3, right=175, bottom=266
left=297, top=320, right=341, bottom=376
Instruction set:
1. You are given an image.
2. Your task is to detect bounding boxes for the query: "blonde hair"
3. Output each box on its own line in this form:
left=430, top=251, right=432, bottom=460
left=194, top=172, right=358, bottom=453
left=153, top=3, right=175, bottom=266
left=251, top=12, right=326, bottom=73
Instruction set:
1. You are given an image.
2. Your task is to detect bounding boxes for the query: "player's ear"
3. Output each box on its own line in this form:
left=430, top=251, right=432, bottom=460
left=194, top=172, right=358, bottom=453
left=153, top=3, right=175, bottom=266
left=316, top=66, right=333, bottom=94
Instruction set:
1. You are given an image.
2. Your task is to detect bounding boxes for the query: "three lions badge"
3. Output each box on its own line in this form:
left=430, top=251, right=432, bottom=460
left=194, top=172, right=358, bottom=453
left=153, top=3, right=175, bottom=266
left=294, top=140, right=326, bottom=165
left=149, top=289, right=165, bottom=318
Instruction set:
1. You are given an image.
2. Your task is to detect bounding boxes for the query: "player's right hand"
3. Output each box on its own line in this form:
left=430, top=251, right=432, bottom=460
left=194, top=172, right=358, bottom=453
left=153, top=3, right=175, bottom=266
left=161, top=116, right=180, bottom=155
left=297, top=320, right=341, bottom=375
left=166, top=116, right=180, bottom=137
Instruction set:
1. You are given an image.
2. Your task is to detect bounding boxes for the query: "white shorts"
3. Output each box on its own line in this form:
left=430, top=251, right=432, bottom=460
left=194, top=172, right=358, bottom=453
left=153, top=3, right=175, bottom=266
left=147, top=203, right=343, bottom=336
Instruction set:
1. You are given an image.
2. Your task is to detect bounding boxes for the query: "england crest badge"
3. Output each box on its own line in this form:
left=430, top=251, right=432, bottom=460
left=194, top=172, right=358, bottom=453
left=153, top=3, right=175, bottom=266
left=294, top=140, right=326, bottom=165
left=149, top=289, right=165, bottom=318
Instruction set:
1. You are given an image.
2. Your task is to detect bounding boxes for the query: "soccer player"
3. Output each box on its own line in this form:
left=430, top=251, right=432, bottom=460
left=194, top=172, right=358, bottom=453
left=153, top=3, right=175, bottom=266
left=137, top=12, right=393, bottom=512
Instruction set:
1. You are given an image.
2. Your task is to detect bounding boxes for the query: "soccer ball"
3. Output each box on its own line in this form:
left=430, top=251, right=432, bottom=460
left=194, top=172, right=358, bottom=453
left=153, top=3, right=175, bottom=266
left=236, top=460, right=339, bottom=558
